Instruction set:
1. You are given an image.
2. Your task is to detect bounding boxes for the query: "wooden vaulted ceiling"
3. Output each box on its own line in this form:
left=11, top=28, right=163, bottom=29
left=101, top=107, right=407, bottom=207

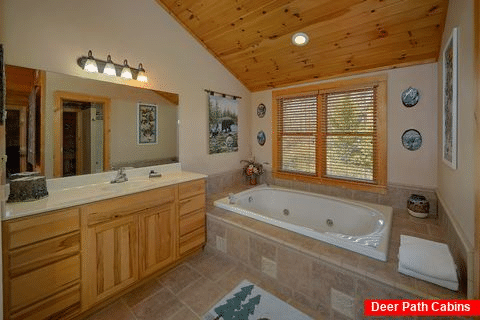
left=155, top=0, right=448, bottom=92
left=5, top=65, right=37, bottom=106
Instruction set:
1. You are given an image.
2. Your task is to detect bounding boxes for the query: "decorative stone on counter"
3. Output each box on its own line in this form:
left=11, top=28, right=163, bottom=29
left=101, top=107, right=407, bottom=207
left=7, top=175, right=48, bottom=203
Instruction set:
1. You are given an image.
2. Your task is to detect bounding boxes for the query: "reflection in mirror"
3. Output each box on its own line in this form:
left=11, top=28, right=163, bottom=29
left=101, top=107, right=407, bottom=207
left=5, top=65, right=179, bottom=179
left=5, top=65, right=44, bottom=178
left=63, top=100, right=104, bottom=176
left=56, top=94, right=110, bottom=177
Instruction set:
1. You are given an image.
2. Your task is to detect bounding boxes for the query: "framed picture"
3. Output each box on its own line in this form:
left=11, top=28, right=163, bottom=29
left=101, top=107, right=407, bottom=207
left=442, top=27, right=458, bottom=169
left=137, top=103, right=158, bottom=144
left=208, top=94, right=238, bottom=154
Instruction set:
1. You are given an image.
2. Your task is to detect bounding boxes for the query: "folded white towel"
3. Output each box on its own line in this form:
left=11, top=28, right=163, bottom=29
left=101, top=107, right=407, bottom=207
left=398, top=235, right=458, bottom=290
left=398, top=264, right=459, bottom=291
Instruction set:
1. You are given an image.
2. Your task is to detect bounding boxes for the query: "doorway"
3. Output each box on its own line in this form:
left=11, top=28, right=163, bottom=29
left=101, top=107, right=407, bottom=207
left=5, top=108, right=25, bottom=175
left=54, top=92, right=110, bottom=177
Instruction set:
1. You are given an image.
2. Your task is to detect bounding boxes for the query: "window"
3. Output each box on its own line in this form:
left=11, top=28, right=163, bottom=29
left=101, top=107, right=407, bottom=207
left=272, top=76, right=387, bottom=192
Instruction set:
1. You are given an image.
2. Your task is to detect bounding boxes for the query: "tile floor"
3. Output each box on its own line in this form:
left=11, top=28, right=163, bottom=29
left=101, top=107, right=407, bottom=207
left=85, top=249, right=320, bottom=320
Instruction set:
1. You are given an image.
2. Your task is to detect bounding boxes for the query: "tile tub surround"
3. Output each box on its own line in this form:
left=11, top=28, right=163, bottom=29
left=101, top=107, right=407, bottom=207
left=438, top=196, right=474, bottom=299
left=206, top=169, right=247, bottom=195
left=206, top=188, right=467, bottom=319
left=260, top=170, right=438, bottom=216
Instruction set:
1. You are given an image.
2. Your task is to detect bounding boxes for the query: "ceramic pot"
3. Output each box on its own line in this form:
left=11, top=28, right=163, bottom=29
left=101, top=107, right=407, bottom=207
left=407, top=194, right=429, bottom=218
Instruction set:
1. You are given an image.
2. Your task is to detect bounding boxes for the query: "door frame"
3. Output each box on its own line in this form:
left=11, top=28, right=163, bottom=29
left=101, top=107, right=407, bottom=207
left=5, top=105, right=27, bottom=172
left=53, top=91, right=111, bottom=177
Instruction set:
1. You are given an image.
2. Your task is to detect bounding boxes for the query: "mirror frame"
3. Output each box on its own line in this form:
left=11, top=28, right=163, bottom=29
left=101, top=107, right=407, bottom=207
left=54, top=91, right=111, bottom=177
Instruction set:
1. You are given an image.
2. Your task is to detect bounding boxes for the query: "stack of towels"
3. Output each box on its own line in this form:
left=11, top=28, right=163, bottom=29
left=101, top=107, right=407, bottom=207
left=398, top=235, right=458, bottom=291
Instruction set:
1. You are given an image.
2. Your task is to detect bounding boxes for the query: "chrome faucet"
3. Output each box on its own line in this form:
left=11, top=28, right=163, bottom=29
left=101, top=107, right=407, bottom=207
left=149, top=170, right=162, bottom=178
left=111, top=167, right=128, bottom=183
left=228, top=193, right=237, bottom=204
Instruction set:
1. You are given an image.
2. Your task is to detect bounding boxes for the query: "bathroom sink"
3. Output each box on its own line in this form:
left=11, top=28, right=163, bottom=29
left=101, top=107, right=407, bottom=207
left=101, top=179, right=154, bottom=193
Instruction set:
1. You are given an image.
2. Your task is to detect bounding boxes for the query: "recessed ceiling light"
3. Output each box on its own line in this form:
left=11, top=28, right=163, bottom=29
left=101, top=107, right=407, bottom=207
left=292, top=32, right=309, bottom=46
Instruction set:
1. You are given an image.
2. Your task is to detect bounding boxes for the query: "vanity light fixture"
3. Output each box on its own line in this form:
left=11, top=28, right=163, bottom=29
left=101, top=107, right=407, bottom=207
left=136, top=63, right=148, bottom=82
left=103, top=55, right=116, bottom=76
left=77, top=50, right=148, bottom=82
left=84, top=50, right=99, bottom=73
left=292, top=32, right=309, bottom=46
left=120, top=60, right=133, bottom=79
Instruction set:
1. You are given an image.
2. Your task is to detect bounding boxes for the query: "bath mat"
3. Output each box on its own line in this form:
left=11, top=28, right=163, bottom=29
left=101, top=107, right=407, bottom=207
left=203, top=280, right=312, bottom=320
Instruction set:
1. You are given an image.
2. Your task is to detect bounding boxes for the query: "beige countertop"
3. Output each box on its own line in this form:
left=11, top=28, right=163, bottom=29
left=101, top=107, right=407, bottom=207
left=4, top=164, right=206, bottom=221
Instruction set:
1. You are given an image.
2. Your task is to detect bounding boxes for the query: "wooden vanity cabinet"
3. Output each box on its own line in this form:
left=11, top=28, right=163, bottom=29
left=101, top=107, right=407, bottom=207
left=3, top=178, right=206, bottom=319
left=178, top=179, right=206, bottom=256
left=138, top=202, right=176, bottom=278
left=81, top=186, right=176, bottom=309
left=2, top=207, right=81, bottom=320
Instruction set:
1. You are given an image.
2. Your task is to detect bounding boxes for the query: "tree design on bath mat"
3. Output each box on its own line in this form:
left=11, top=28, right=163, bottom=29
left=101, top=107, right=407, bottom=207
left=213, top=284, right=263, bottom=320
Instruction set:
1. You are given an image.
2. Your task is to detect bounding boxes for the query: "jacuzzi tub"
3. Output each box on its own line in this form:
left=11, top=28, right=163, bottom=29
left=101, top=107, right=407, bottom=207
left=214, top=185, right=392, bottom=261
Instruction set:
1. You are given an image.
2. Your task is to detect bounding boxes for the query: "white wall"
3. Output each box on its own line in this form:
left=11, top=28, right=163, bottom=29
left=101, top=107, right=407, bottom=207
left=1, top=0, right=252, bottom=175
left=252, top=63, right=438, bottom=189
left=437, top=0, right=475, bottom=248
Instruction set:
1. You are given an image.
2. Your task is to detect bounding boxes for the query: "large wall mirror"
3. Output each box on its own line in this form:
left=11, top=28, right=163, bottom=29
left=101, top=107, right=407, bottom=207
left=5, top=65, right=179, bottom=179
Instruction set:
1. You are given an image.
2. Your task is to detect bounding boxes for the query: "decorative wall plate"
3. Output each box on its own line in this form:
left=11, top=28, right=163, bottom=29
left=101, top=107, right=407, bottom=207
left=401, top=87, right=420, bottom=107
left=257, top=130, right=266, bottom=146
left=402, top=129, right=422, bottom=151
left=257, top=103, right=266, bottom=118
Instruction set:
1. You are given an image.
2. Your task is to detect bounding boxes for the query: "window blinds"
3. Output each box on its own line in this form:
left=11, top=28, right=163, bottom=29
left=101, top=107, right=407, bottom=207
left=322, top=87, right=377, bottom=182
left=277, top=94, right=317, bottom=175
left=275, top=85, right=378, bottom=183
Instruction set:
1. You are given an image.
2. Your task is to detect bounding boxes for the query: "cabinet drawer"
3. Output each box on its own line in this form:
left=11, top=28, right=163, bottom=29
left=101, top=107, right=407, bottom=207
left=179, top=193, right=205, bottom=217
left=179, top=179, right=205, bottom=200
left=10, top=255, right=80, bottom=311
left=179, top=209, right=205, bottom=236
left=84, top=186, right=175, bottom=225
left=179, top=227, right=205, bottom=255
left=11, top=284, right=80, bottom=320
left=5, top=208, right=80, bottom=250
left=9, top=232, right=80, bottom=277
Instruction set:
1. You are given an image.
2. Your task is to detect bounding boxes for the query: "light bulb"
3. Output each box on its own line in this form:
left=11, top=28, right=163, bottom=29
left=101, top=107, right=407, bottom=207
left=292, top=32, right=309, bottom=46
left=84, top=50, right=98, bottom=73
left=103, top=55, right=116, bottom=76
left=136, top=63, right=148, bottom=82
left=121, top=59, right=132, bottom=79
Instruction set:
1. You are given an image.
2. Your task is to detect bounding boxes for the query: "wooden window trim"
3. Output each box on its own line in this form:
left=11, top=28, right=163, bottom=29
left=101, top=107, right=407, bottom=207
left=272, top=75, right=387, bottom=194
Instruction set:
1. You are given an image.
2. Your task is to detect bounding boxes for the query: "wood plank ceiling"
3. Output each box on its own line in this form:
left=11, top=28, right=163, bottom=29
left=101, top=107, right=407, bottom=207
left=156, top=0, right=449, bottom=92
left=5, top=65, right=36, bottom=105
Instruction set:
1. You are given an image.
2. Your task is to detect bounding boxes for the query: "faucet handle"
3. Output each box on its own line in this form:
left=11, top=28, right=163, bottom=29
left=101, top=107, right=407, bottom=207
left=149, top=169, right=162, bottom=178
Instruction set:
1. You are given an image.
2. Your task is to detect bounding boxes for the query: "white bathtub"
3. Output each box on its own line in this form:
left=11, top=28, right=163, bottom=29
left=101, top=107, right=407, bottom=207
left=214, top=185, right=392, bottom=261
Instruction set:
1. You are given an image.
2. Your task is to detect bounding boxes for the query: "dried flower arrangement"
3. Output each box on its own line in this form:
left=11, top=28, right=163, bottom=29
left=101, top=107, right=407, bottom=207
left=241, top=158, right=264, bottom=185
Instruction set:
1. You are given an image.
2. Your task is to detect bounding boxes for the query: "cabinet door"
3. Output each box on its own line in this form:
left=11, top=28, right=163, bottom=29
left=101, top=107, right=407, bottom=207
left=139, top=203, right=176, bottom=278
left=83, top=215, right=138, bottom=308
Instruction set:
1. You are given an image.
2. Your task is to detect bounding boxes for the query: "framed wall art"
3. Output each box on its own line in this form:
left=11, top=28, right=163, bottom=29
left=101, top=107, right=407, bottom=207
left=442, top=27, right=458, bottom=169
left=137, top=103, right=158, bottom=144
left=208, top=93, right=238, bottom=154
